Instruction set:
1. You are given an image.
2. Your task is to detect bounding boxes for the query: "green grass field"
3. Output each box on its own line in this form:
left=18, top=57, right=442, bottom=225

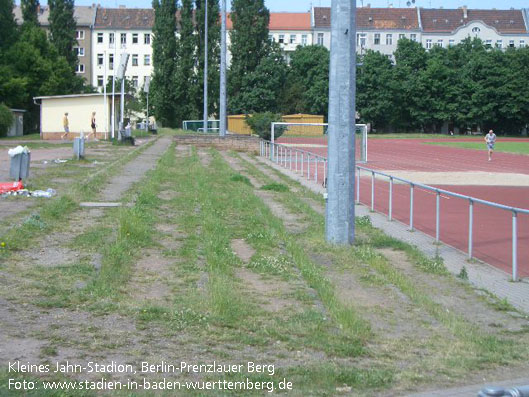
left=425, top=141, right=529, bottom=155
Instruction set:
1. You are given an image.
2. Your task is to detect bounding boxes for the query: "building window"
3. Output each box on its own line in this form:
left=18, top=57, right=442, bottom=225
left=97, top=33, right=103, bottom=43
left=485, top=39, right=492, bottom=47
left=97, top=75, right=104, bottom=87
left=76, top=64, right=85, bottom=73
left=121, top=33, right=127, bottom=45
left=289, top=34, right=296, bottom=44
left=374, top=33, right=380, bottom=45
left=278, top=34, right=284, bottom=44
left=144, top=54, right=150, bottom=66
left=386, top=34, right=392, bottom=45
left=410, top=34, right=417, bottom=42
left=109, top=54, right=114, bottom=70
left=521, top=40, right=526, bottom=48
left=449, top=39, right=455, bottom=47
left=132, top=76, right=138, bottom=88
left=357, top=33, right=366, bottom=48
left=75, top=47, right=85, bottom=56
left=132, top=33, right=138, bottom=44
left=426, top=39, right=432, bottom=49
left=472, top=27, right=480, bottom=33
left=301, top=34, right=307, bottom=45
left=496, top=40, right=502, bottom=48
left=268, top=34, right=273, bottom=42
left=317, top=33, right=324, bottom=45
left=399, top=34, right=405, bottom=40
left=144, top=33, right=151, bottom=45
left=97, top=53, right=104, bottom=66
left=437, top=40, right=443, bottom=47
left=509, top=40, right=515, bottom=48
left=109, top=33, right=115, bottom=45
left=132, top=54, right=138, bottom=66
left=76, top=30, right=85, bottom=40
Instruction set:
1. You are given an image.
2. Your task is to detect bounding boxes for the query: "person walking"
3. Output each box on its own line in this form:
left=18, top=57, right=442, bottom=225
left=484, top=129, right=496, bottom=161
left=62, top=112, right=69, bottom=139
left=90, top=112, right=96, bottom=136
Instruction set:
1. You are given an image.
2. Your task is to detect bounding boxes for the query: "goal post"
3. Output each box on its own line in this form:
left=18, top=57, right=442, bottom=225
left=270, top=122, right=368, bottom=163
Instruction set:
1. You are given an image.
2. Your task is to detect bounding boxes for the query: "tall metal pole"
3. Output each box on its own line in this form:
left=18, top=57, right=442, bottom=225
left=325, top=0, right=356, bottom=244
left=203, top=0, right=208, bottom=133
left=103, top=50, right=108, bottom=140
left=219, top=0, right=227, bottom=136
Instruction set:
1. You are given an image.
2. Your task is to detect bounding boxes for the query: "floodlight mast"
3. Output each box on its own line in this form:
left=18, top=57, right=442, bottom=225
left=117, top=53, right=130, bottom=140
left=203, top=0, right=208, bottom=134
left=325, top=0, right=356, bottom=244
left=219, top=0, right=227, bottom=136
left=144, top=76, right=151, bottom=132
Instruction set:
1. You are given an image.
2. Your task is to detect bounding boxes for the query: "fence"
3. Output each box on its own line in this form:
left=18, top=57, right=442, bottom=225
left=260, top=139, right=529, bottom=281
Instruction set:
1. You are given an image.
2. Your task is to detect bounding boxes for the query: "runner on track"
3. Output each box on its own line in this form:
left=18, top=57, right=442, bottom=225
left=484, top=129, right=496, bottom=161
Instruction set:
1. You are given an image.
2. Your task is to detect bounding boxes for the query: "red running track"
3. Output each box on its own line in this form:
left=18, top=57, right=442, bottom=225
left=273, top=137, right=529, bottom=278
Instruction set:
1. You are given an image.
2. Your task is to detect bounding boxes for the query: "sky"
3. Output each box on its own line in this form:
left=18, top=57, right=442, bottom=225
left=30, top=0, right=529, bottom=11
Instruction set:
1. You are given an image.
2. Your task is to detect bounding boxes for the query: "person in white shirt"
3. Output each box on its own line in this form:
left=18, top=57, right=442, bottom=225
left=484, top=129, right=496, bottom=161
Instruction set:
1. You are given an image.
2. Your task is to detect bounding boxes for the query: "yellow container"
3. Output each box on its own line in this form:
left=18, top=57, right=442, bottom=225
left=227, top=115, right=253, bottom=135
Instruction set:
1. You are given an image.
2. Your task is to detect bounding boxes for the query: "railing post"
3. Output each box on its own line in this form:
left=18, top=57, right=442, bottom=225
left=315, top=157, right=318, bottom=182
left=307, top=154, right=310, bottom=180
left=389, top=177, right=393, bottom=221
left=436, top=191, right=440, bottom=242
left=295, top=151, right=298, bottom=173
left=371, top=171, right=375, bottom=211
left=356, top=167, right=360, bottom=203
left=323, top=159, right=327, bottom=186
left=512, top=211, right=518, bottom=281
left=290, top=149, right=293, bottom=170
left=409, top=184, right=414, bottom=231
left=301, top=153, right=304, bottom=176
left=468, top=199, right=473, bottom=260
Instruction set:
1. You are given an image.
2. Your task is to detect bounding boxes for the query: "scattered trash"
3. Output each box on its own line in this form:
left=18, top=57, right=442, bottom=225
left=1, top=187, right=56, bottom=198
left=53, top=159, right=68, bottom=164
left=0, top=181, right=24, bottom=194
left=8, top=146, right=30, bottom=157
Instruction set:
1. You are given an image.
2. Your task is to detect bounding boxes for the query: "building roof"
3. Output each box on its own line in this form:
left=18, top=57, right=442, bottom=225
left=13, top=5, right=97, bottom=26
left=225, top=12, right=310, bottom=31
left=313, top=7, right=419, bottom=30
left=34, top=93, right=114, bottom=100
left=94, top=7, right=155, bottom=30
left=420, top=8, right=527, bottom=34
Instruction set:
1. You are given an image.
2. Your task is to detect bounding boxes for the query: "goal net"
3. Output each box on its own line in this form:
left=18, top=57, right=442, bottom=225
left=270, top=122, right=368, bottom=163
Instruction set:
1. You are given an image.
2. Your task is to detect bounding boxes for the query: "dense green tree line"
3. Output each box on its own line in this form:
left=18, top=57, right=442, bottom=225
left=0, top=0, right=89, bottom=134
left=358, top=38, right=529, bottom=134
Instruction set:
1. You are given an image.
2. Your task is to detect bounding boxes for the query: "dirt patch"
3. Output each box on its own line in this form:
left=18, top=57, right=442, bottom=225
left=238, top=268, right=298, bottom=313
left=197, top=149, right=212, bottom=167
left=379, top=248, right=529, bottom=333
left=256, top=190, right=307, bottom=234
left=239, top=153, right=299, bottom=192
left=231, top=239, right=255, bottom=264
left=158, top=190, right=179, bottom=201
left=129, top=252, right=173, bottom=303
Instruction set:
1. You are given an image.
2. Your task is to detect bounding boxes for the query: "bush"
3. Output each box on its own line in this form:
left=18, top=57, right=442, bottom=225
left=245, top=112, right=285, bottom=141
left=0, top=104, right=13, bottom=137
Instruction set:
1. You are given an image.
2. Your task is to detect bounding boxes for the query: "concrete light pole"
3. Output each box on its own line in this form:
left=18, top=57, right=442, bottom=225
left=325, top=0, right=357, bottom=244
left=219, top=0, right=227, bottom=136
left=203, top=0, right=208, bottom=133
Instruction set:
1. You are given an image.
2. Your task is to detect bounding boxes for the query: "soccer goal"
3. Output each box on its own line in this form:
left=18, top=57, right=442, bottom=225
left=182, top=120, right=220, bottom=133
left=270, top=122, right=368, bottom=163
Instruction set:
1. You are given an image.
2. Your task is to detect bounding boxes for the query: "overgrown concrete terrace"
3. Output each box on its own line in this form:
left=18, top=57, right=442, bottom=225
left=0, top=132, right=527, bottom=396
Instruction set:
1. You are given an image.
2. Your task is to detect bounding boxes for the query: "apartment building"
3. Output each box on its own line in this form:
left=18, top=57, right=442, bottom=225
left=91, top=7, right=155, bottom=92
left=13, top=5, right=97, bottom=83
left=267, top=13, right=312, bottom=62
left=312, top=6, right=529, bottom=60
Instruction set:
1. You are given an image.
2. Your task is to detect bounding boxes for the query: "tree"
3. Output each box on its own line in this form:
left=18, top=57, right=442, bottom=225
left=173, top=0, right=197, bottom=126
left=194, top=0, right=220, bottom=120
left=0, top=103, right=13, bottom=137
left=228, top=0, right=270, bottom=112
left=356, top=50, right=395, bottom=130
left=229, top=43, right=287, bottom=114
left=151, top=0, right=178, bottom=127
left=48, top=0, right=77, bottom=70
left=286, top=45, right=329, bottom=118
left=20, top=0, right=39, bottom=26
left=0, top=0, right=17, bottom=51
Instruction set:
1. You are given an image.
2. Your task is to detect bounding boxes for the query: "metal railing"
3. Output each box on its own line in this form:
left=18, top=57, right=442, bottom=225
left=260, top=139, right=529, bottom=281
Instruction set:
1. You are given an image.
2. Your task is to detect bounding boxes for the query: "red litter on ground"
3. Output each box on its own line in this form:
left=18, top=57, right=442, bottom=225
left=0, top=181, right=24, bottom=194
